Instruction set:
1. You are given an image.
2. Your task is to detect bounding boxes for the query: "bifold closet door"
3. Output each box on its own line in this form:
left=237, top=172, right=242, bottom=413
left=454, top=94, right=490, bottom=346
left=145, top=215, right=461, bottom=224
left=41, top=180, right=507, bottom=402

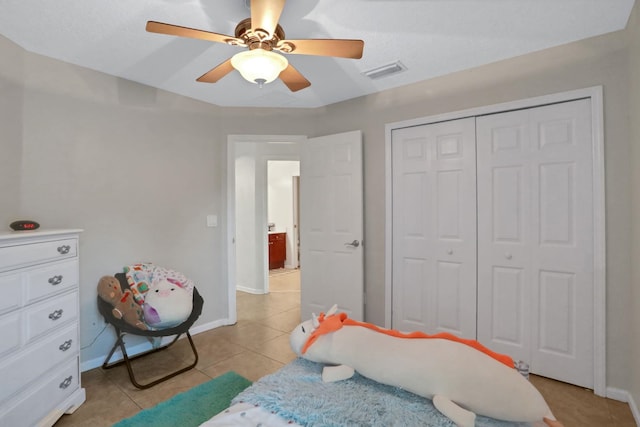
left=391, top=118, right=477, bottom=338
left=476, top=99, right=594, bottom=388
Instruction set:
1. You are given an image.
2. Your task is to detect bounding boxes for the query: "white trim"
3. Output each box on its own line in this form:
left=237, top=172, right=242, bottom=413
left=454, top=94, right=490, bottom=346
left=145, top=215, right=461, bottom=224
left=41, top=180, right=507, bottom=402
left=605, top=387, right=640, bottom=427
left=606, top=387, right=630, bottom=402
left=80, top=318, right=234, bottom=372
left=629, top=392, right=640, bottom=427
left=236, top=285, right=268, bottom=295
left=590, top=86, right=607, bottom=397
left=384, top=124, right=393, bottom=329
left=226, top=134, right=305, bottom=322
left=227, top=138, right=238, bottom=325
left=384, top=86, right=606, bottom=395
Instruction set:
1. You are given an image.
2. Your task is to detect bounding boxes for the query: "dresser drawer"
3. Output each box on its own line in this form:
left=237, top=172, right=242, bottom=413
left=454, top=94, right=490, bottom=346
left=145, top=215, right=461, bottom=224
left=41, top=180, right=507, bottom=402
left=0, top=324, right=78, bottom=402
left=0, top=273, right=22, bottom=315
left=26, top=259, right=79, bottom=304
left=0, top=312, right=21, bottom=358
left=26, top=291, right=78, bottom=343
left=0, top=357, right=79, bottom=427
left=0, top=238, right=77, bottom=271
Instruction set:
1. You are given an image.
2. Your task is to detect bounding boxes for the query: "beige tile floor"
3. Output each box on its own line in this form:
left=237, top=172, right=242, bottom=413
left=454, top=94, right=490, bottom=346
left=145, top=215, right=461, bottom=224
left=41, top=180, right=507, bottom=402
left=55, top=269, right=636, bottom=427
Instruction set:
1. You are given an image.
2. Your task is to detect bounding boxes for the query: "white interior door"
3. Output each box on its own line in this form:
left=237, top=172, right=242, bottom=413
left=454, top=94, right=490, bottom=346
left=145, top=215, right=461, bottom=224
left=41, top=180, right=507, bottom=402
left=391, top=118, right=477, bottom=338
left=476, top=99, right=594, bottom=388
left=300, top=130, right=364, bottom=321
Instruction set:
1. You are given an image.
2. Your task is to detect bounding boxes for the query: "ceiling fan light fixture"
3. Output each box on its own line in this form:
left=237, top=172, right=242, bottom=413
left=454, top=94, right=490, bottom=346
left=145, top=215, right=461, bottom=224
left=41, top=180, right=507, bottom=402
left=231, top=48, right=288, bottom=87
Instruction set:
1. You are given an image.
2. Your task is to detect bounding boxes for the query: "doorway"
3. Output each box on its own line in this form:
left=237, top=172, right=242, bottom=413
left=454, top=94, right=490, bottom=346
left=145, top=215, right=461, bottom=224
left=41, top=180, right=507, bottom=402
left=267, top=161, right=302, bottom=302
left=267, top=160, right=301, bottom=274
left=226, top=135, right=304, bottom=324
left=227, top=131, right=364, bottom=327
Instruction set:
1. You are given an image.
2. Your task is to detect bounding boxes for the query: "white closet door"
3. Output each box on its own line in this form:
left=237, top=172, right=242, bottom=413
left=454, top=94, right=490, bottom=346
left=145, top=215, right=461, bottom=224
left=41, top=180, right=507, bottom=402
left=476, top=99, right=594, bottom=388
left=391, top=118, right=477, bottom=338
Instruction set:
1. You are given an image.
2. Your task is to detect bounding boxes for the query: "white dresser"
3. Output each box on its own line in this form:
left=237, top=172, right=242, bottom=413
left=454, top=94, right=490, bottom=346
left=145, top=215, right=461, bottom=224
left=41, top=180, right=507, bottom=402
left=0, top=229, right=85, bottom=427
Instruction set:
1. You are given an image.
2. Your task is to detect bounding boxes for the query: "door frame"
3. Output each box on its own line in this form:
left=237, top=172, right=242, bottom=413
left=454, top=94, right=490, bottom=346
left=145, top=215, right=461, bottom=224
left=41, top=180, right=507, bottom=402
left=384, top=86, right=606, bottom=396
left=227, top=134, right=305, bottom=324
left=292, top=175, right=301, bottom=269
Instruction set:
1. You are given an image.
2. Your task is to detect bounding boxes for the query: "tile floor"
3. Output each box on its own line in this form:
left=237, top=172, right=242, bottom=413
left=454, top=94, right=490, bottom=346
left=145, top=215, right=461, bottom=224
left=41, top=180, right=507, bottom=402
left=55, top=270, right=636, bottom=427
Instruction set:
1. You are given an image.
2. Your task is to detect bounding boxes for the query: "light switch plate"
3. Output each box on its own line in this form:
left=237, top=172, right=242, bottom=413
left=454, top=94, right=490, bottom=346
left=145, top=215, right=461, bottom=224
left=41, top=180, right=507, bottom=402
left=206, top=215, right=217, bottom=227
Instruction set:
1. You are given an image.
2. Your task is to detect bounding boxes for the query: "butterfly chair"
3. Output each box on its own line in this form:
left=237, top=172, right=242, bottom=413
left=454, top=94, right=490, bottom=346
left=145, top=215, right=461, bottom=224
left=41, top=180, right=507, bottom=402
left=98, top=273, right=204, bottom=389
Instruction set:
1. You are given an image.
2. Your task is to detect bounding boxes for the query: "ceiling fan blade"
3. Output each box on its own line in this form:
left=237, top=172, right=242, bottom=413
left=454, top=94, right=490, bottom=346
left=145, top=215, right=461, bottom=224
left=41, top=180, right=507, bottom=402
left=277, top=38, right=364, bottom=59
left=196, top=59, right=235, bottom=83
left=251, top=0, right=286, bottom=38
left=146, top=21, right=243, bottom=46
left=279, top=64, right=311, bottom=92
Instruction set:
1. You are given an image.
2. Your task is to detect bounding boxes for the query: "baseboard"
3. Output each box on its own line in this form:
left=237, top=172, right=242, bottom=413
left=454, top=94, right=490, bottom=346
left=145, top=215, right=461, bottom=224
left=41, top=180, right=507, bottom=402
left=629, top=392, right=640, bottom=427
left=606, top=387, right=640, bottom=426
left=236, top=285, right=267, bottom=294
left=607, top=386, right=630, bottom=402
left=80, top=318, right=235, bottom=372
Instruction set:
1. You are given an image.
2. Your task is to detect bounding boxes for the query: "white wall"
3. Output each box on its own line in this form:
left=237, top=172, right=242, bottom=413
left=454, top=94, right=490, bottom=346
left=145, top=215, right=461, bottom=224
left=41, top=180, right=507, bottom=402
left=0, top=34, right=318, bottom=369
left=0, top=35, right=23, bottom=226
left=235, top=144, right=260, bottom=293
left=268, top=160, right=300, bottom=269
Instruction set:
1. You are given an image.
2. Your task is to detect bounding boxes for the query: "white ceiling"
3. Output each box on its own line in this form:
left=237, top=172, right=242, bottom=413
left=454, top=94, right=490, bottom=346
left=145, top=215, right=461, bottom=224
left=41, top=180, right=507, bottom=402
left=0, top=0, right=635, bottom=109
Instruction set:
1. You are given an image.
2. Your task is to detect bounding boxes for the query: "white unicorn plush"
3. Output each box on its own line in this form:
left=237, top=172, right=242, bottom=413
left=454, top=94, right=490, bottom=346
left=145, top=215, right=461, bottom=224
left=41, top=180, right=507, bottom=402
left=290, top=305, right=563, bottom=427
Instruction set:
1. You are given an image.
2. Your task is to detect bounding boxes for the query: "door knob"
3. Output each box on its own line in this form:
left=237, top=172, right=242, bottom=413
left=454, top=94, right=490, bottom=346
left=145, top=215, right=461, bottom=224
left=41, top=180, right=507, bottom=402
left=505, top=253, right=513, bottom=260
left=345, top=240, right=360, bottom=248
left=447, top=249, right=453, bottom=255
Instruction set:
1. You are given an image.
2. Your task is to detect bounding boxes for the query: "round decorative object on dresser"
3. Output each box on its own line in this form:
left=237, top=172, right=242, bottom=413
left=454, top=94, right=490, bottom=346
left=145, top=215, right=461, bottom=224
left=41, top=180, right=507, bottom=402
left=9, top=220, right=40, bottom=231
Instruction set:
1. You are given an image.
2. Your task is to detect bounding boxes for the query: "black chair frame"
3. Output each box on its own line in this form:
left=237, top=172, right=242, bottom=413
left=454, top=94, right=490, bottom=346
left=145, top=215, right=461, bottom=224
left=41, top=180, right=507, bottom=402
left=98, top=273, right=204, bottom=389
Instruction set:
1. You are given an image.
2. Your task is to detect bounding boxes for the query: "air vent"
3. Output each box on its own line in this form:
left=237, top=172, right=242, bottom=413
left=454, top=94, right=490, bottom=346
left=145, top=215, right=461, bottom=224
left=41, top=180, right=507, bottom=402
left=362, top=61, right=407, bottom=80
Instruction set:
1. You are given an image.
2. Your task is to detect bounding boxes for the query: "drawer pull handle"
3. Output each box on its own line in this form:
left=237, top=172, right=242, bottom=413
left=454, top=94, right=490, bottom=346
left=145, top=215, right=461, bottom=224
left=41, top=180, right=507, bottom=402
left=57, top=245, right=71, bottom=255
left=49, top=309, right=64, bottom=321
left=59, top=376, right=73, bottom=389
left=344, top=240, right=360, bottom=248
left=59, top=339, right=73, bottom=351
left=48, top=275, right=64, bottom=286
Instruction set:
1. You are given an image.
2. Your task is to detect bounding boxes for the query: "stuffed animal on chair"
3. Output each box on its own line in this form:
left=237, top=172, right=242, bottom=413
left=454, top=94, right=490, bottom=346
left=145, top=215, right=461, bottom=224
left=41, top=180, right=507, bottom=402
left=290, top=305, right=564, bottom=427
left=142, top=278, right=192, bottom=329
left=97, top=276, right=147, bottom=330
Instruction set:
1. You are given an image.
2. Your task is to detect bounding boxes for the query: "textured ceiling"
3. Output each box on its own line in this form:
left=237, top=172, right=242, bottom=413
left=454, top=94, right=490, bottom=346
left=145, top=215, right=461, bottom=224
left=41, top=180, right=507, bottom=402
left=0, top=0, right=635, bottom=108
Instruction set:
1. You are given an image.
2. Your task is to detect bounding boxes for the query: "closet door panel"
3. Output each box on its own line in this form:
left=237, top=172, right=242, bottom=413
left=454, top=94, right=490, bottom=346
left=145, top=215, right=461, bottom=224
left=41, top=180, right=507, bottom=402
left=529, top=100, right=594, bottom=388
left=477, top=99, right=594, bottom=388
left=492, top=166, right=524, bottom=243
left=392, top=118, right=476, bottom=338
left=477, top=109, right=532, bottom=364
left=490, top=266, right=525, bottom=346
left=392, top=130, right=432, bottom=332
left=436, top=260, right=464, bottom=332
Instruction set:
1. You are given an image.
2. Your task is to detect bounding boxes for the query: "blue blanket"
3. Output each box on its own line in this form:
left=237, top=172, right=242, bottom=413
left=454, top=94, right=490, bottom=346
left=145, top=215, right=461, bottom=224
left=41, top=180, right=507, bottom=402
left=233, top=358, right=531, bottom=427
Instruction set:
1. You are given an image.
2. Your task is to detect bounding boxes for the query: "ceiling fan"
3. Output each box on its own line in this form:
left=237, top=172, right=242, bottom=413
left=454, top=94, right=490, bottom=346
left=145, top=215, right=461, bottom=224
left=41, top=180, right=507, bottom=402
left=146, top=0, right=365, bottom=92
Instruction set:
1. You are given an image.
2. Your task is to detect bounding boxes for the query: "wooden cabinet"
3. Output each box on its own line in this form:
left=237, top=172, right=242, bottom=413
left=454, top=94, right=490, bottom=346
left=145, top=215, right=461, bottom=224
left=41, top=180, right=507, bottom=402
left=268, top=232, right=286, bottom=270
left=0, top=229, right=85, bottom=426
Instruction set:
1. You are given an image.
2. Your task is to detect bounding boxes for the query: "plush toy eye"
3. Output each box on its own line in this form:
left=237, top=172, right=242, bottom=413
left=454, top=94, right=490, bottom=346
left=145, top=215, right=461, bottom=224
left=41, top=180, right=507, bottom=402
left=301, top=325, right=306, bottom=333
